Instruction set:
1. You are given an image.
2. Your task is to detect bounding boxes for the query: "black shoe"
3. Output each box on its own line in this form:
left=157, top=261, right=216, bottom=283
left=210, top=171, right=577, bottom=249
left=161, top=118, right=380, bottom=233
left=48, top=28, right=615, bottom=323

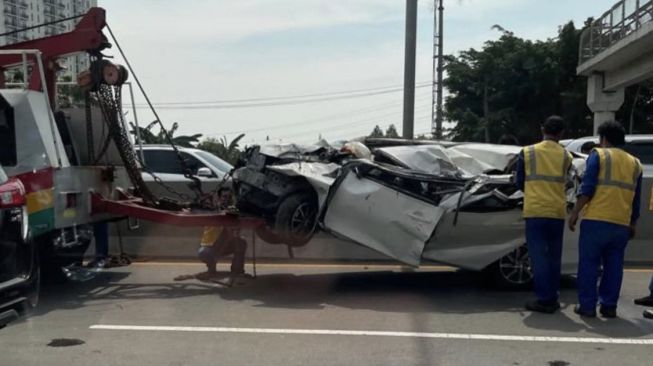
left=599, top=305, right=617, bottom=318
left=643, top=309, right=653, bottom=319
left=86, top=258, right=107, bottom=269
left=634, top=295, right=653, bottom=307
left=574, top=305, right=597, bottom=318
left=525, top=300, right=560, bottom=314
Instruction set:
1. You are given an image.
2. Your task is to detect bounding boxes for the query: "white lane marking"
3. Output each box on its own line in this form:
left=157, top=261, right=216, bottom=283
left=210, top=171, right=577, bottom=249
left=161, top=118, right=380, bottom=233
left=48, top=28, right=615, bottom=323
left=90, top=325, right=653, bottom=345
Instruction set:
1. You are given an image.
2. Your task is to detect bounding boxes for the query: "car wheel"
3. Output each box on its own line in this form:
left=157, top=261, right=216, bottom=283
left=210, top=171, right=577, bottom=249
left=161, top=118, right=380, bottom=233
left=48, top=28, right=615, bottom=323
left=487, top=245, right=533, bottom=289
left=274, top=192, right=318, bottom=247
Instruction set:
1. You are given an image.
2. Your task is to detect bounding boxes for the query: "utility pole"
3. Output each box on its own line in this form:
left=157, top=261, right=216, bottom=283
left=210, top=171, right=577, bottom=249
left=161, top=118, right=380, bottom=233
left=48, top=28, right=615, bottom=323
left=403, top=0, right=418, bottom=139
left=432, top=0, right=444, bottom=140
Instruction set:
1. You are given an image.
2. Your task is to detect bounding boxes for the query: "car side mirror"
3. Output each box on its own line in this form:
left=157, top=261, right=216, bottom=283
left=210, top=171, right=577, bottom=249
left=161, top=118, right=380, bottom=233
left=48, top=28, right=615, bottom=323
left=197, top=167, right=214, bottom=177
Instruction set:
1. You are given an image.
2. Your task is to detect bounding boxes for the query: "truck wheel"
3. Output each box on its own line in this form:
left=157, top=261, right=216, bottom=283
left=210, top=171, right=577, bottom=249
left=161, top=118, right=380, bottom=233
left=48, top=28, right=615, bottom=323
left=486, top=245, right=533, bottom=289
left=274, top=192, right=318, bottom=247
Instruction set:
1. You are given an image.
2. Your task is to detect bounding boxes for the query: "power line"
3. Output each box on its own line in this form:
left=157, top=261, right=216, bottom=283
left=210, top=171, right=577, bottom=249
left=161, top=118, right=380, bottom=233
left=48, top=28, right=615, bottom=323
left=203, top=91, right=432, bottom=137
left=133, top=81, right=432, bottom=106
left=0, top=14, right=85, bottom=38
left=249, top=102, right=432, bottom=140
left=133, top=84, right=432, bottom=110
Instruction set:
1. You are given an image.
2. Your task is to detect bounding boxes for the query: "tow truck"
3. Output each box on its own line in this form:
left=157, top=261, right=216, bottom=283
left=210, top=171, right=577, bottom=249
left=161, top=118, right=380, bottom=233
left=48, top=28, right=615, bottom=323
left=0, top=7, right=263, bottom=315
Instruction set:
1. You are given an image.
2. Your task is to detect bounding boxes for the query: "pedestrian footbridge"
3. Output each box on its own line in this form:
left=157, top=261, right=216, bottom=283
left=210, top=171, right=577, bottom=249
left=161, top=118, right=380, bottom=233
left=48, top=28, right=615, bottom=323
left=578, top=0, right=653, bottom=132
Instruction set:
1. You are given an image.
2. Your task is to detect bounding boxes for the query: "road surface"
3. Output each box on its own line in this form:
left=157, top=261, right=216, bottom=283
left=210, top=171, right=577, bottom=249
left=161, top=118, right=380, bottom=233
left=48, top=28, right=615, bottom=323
left=1, top=262, right=653, bottom=366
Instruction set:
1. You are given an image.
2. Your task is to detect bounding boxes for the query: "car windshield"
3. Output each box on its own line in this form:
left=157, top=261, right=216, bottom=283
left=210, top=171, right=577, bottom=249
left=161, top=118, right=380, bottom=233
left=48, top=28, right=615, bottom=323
left=6, top=2, right=653, bottom=365
left=194, top=150, right=234, bottom=173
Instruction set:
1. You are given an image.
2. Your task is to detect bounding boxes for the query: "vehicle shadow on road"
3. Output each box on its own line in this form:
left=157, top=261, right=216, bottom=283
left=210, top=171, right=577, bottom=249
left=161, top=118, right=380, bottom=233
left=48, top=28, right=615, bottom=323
left=215, top=270, right=527, bottom=313
left=18, top=270, right=221, bottom=323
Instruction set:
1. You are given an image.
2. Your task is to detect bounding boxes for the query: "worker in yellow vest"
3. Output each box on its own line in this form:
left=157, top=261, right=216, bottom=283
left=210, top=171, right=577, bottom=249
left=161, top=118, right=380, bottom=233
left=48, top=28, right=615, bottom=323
left=568, top=121, right=642, bottom=318
left=516, top=116, right=572, bottom=314
left=196, top=187, right=247, bottom=280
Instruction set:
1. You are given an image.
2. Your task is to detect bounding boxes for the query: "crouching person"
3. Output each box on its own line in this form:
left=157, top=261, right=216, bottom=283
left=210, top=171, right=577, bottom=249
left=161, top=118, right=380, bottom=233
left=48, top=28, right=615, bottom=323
left=197, top=226, right=246, bottom=279
left=196, top=187, right=247, bottom=279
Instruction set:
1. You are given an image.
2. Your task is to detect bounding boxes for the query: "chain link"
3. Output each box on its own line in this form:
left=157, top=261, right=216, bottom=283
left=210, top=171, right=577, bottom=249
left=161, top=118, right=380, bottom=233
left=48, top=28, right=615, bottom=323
left=94, top=84, right=157, bottom=204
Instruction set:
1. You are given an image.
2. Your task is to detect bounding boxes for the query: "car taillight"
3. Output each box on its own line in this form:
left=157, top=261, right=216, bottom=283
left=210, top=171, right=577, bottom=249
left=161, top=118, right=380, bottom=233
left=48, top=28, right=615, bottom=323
left=0, top=179, right=26, bottom=208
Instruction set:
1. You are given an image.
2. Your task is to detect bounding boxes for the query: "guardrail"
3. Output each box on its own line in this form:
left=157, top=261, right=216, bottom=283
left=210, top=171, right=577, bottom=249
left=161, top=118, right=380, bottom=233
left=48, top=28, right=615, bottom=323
left=579, top=0, right=653, bottom=65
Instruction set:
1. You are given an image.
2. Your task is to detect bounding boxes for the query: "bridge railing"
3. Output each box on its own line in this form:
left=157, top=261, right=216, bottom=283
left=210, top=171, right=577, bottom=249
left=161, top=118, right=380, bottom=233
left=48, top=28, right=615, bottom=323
left=579, top=0, right=653, bottom=65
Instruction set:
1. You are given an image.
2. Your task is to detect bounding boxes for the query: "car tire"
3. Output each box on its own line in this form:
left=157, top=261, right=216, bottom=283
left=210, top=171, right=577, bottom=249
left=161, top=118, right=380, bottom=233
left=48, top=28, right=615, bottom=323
left=486, top=245, right=533, bottom=289
left=254, top=225, right=285, bottom=245
left=274, top=191, right=318, bottom=247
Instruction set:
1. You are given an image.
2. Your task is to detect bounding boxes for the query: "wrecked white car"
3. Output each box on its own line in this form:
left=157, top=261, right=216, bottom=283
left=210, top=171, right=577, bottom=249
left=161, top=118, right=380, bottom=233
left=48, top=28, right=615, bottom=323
left=234, top=139, right=582, bottom=287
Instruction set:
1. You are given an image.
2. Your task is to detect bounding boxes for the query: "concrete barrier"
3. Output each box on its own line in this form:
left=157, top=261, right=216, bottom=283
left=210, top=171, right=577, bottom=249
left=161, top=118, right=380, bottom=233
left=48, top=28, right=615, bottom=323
left=107, top=220, right=653, bottom=266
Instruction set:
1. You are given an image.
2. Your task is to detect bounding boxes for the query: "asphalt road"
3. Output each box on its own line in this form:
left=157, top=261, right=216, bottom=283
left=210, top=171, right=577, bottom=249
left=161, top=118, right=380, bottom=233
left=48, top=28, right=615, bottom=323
left=2, top=263, right=653, bottom=366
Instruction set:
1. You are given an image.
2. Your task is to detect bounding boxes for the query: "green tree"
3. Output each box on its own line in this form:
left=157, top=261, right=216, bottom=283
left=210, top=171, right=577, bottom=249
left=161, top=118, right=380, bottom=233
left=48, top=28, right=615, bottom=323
left=368, top=125, right=384, bottom=138
left=196, top=134, right=246, bottom=165
left=385, top=124, right=400, bottom=138
left=444, top=21, right=593, bottom=143
left=130, top=121, right=203, bottom=147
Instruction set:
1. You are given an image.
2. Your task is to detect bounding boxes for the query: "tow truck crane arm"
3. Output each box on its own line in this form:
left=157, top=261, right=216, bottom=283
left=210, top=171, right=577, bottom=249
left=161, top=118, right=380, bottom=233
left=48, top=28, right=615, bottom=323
left=0, top=7, right=109, bottom=106
left=0, top=7, right=264, bottom=230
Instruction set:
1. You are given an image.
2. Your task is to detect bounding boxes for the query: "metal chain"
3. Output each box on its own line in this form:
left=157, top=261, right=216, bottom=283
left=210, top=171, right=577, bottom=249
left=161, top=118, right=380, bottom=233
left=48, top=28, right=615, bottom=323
left=94, top=84, right=157, bottom=204
left=105, top=23, right=204, bottom=205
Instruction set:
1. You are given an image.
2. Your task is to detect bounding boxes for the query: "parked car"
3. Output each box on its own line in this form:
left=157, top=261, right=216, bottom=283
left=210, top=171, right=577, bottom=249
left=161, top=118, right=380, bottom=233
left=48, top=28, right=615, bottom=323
left=565, top=134, right=653, bottom=161
left=234, top=140, right=584, bottom=287
left=0, top=165, right=39, bottom=328
left=137, top=145, right=234, bottom=201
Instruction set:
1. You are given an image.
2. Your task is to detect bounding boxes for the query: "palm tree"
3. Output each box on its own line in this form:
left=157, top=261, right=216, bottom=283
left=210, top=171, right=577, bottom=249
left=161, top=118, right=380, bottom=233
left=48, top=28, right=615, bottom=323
left=196, top=134, right=246, bottom=165
left=130, top=121, right=203, bottom=147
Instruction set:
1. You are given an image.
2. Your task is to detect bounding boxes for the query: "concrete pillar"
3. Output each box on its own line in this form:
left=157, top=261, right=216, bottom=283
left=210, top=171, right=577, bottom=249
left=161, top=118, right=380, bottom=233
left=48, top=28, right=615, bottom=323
left=586, top=73, right=625, bottom=135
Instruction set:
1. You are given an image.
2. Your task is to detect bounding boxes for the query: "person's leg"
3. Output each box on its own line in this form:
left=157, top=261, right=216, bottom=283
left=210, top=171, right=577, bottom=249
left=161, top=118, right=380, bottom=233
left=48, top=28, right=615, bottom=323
left=598, top=224, right=629, bottom=313
left=526, top=219, right=555, bottom=308
left=93, top=222, right=109, bottom=259
left=577, top=220, right=604, bottom=314
left=229, top=238, right=247, bottom=275
left=634, top=274, right=653, bottom=306
left=545, top=219, right=564, bottom=303
left=197, top=246, right=217, bottom=273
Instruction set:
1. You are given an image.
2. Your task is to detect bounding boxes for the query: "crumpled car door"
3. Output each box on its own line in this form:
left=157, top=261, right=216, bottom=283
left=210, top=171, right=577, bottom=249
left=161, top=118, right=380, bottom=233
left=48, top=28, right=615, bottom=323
left=322, top=165, right=443, bottom=266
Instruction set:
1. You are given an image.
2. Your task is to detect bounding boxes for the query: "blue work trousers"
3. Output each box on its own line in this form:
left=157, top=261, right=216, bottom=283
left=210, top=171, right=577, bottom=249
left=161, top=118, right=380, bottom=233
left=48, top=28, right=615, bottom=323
left=577, top=219, right=630, bottom=311
left=93, top=222, right=109, bottom=259
left=526, top=218, right=564, bottom=304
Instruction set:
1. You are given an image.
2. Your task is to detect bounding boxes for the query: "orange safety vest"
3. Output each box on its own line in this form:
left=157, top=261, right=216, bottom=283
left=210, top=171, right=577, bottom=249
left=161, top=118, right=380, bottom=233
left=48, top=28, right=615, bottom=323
left=522, top=140, right=572, bottom=219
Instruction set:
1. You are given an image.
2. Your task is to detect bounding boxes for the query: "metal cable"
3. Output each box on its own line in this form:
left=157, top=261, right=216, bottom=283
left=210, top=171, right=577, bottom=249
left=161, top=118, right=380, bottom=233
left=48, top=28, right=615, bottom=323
left=104, top=24, right=200, bottom=199
left=0, top=14, right=84, bottom=38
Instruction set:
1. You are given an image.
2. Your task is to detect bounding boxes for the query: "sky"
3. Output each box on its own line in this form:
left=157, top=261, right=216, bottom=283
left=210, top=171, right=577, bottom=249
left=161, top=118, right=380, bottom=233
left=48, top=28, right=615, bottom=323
left=101, top=0, right=618, bottom=145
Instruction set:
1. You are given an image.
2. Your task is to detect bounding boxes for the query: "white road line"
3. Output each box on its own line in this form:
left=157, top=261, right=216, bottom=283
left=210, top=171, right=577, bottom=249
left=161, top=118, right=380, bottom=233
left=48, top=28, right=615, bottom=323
left=90, top=325, right=653, bottom=345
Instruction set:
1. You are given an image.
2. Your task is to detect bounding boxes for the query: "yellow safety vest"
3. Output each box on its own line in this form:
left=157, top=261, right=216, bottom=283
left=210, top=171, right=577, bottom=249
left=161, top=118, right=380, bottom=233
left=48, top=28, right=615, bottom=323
left=584, top=148, right=641, bottom=227
left=523, top=140, right=572, bottom=219
left=200, top=226, right=223, bottom=247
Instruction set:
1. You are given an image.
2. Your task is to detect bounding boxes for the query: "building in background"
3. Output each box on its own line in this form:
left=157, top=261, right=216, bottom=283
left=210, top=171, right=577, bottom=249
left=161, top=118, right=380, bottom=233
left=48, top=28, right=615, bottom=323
left=0, top=0, right=98, bottom=79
